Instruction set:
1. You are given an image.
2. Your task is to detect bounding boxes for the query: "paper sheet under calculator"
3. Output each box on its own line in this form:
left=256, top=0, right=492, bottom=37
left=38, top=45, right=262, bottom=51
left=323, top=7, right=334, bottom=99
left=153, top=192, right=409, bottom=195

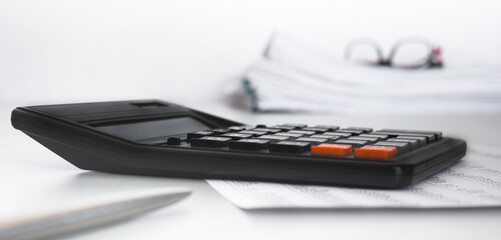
left=206, top=145, right=501, bottom=209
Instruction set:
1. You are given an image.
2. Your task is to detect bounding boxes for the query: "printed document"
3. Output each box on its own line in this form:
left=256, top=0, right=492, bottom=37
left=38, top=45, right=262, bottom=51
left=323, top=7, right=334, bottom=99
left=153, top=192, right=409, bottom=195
left=240, top=32, right=501, bottom=113
left=206, top=145, right=501, bottom=209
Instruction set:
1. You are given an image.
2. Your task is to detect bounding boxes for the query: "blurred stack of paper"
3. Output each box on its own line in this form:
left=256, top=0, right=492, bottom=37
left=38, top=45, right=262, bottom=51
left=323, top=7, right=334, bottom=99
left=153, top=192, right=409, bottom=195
left=240, top=33, right=501, bottom=113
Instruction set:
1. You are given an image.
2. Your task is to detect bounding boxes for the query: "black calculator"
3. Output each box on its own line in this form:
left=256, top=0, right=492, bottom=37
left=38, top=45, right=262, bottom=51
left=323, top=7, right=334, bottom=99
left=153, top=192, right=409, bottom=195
left=11, top=100, right=466, bottom=188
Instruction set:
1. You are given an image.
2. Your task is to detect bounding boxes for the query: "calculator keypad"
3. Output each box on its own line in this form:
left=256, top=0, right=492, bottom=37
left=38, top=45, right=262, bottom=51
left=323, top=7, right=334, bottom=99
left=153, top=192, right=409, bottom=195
left=174, top=124, right=443, bottom=161
left=301, top=127, right=329, bottom=133
left=191, top=136, right=232, bottom=148
left=258, top=135, right=290, bottom=141
left=269, top=141, right=311, bottom=153
left=334, top=139, right=368, bottom=148
left=229, top=139, right=270, bottom=150
left=294, top=137, right=328, bottom=144
left=187, top=131, right=214, bottom=140
left=238, top=130, right=267, bottom=136
left=374, top=141, right=411, bottom=153
left=323, top=132, right=352, bottom=138
left=220, top=133, right=253, bottom=140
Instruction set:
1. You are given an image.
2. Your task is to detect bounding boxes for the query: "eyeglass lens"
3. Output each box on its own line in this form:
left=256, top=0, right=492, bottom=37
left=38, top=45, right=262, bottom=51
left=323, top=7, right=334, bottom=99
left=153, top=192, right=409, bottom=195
left=345, top=37, right=438, bottom=69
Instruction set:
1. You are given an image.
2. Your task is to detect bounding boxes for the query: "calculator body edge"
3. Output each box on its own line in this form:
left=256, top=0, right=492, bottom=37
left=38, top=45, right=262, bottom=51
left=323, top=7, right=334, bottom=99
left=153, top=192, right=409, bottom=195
left=11, top=100, right=467, bottom=189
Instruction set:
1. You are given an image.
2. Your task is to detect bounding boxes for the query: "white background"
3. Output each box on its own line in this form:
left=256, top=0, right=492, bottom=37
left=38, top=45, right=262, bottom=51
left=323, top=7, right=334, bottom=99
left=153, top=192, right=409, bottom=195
left=1, top=0, right=501, bottom=105
left=1, top=1, right=501, bottom=239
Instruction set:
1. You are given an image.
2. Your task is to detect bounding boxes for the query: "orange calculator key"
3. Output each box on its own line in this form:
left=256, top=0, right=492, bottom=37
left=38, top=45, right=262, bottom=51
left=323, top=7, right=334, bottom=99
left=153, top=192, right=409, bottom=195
left=311, top=144, right=352, bottom=157
left=354, top=145, right=397, bottom=160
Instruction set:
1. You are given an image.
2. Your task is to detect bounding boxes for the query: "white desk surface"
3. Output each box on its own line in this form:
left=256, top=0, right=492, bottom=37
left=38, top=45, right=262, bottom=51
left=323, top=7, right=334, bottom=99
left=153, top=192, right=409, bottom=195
left=1, top=101, right=501, bottom=240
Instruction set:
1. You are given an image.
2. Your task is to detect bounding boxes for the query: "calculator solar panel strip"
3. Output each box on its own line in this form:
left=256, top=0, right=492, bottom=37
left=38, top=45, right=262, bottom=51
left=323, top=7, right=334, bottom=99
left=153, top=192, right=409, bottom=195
left=11, top=100, right=467, bottom=189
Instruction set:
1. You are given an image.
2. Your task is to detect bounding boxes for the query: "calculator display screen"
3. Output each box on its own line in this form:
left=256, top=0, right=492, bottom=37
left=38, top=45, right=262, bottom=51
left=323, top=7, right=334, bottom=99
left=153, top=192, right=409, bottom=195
left=93, top=117, right=210, bottom=140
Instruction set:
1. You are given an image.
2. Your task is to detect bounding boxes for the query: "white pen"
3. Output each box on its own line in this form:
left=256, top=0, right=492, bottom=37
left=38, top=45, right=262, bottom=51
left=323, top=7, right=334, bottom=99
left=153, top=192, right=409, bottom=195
left=0, top=189, right=191, bottom=240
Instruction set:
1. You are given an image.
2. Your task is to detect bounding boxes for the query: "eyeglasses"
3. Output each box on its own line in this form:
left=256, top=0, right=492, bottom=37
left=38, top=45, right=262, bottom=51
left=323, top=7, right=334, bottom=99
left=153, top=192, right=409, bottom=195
left=344, top=37, right=443, bottom=69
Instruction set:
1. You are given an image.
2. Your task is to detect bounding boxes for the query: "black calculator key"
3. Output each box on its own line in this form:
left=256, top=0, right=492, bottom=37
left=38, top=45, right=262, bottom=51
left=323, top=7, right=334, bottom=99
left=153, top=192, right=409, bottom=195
left=309, top=134, right=341, bottom=141
left=270, top=125, right=296, bottom=131
left=344, top=127, right=373, bottom=133
left=294, top=137, right=328, bottom=145
left=187, top=131, right=214, bottom=141
left=212, top=128, right=231, bottom=134
left=323, top=132, right=352, bottom=138
left=359, top=134, right=389, bottom=140
left=301, top=127, right=329, bottom=133
left=334, top=139, right=368, bottom=148
left=374, top=141, right=410, bottom=154
left=381, top=129, right=442, bottom=140
left=269, top=141, right=311, bottom=153
left=288, top=130, right=316, bottom=135
left=167, top=137, right=181, bottom=145
left=282, top=123, right=308, bottom=128
left=229, top=139, right=270, bottom=151
left=257, top=135, right=291, bottom=141
left=373, top=131, right=436, bottom=143
left=387, top=138, right=420, bottom=149
left=239, top=130, right=267, bottom=136
left=228, top=126, right=247, bottom=131
left=336, top=129, right=364, bottom=135
left=396, top=136, right=427, bottom=147
left=275, top=132, right=304, bottom=138
left=220, top=133, right=253, bottom=140
left=191, top=136, right=231, bottom=148
left=347, top=137, right=378, bottom=144
left=253, top=128, right=281, bottom=133
left=314, top=125, right=340, bottom=131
